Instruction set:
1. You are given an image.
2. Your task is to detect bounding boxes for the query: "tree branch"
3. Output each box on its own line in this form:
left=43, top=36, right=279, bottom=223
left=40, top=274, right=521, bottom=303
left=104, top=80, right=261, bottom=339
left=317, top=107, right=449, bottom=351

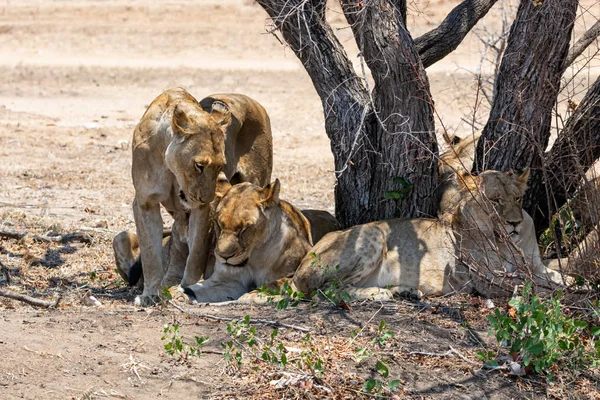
left=526, top=76, right=600, bottom=233
left=0, top=229, right=93, bottom=244
left=169, top=301, right=310, bottom=332
left=562, top=19, right=600, bottom=73
left=415, top=0, right=499, bottom=68
left=0, top=288, right=61, bottom=308
left=339, top=0, right=439, bottom=219
left=474, top=0, right=579, bottom=173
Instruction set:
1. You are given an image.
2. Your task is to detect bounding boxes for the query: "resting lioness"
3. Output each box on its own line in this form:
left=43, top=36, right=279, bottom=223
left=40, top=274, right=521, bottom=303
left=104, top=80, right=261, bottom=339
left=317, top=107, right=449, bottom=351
left=113, top=180, right=339, bottom=297
left=171, top=178, right=338, bottom=303
left=130, top=88, right=272, bottom=306
left=242, top=169, right=567, bottom=302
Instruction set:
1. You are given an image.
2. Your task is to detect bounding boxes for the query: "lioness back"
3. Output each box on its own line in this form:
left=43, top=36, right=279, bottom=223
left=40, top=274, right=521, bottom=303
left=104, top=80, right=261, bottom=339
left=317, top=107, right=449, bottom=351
left=292, top=218, right=459, bottom=298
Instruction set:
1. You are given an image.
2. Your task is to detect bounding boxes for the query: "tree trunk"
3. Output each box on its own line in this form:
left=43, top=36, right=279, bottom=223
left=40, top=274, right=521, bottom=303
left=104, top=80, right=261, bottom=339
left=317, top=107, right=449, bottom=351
left=474, top=0, right=578, bottom=173
left=258, top=0, right=438, bottom=226
left=526, top=76, right=600, bottom=234
left=340, top=0, right=438, bottom=221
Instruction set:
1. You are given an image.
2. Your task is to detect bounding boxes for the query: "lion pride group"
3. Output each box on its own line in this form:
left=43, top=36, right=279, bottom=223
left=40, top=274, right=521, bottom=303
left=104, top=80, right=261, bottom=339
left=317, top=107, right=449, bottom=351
left=112, top=88, right=571, bottom=307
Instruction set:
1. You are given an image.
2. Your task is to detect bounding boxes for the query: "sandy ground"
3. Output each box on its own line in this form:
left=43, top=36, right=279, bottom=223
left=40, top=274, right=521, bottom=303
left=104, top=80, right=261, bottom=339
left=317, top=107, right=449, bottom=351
left=0, top=1, right=599, bottom=399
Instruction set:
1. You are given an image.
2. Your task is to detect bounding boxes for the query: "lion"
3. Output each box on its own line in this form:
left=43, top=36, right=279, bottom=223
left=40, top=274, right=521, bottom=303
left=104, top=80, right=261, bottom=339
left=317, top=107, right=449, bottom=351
left=113, top=180, right=339, bottom=299
left=180, top=179, right=328, bottom=303
left=130, top=88, right=272, bottom=306
left=239, top=169, right=568, bottom=303
left=437, top=132, right=552, bottom=272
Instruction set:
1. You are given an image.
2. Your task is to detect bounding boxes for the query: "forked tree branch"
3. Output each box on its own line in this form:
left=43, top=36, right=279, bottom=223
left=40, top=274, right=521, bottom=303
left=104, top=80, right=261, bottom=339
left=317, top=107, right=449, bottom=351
left=415, top=0, right=499, bottom=68
left=527, top=76, right=600, bottom=233
left=256, top=0, right=370, bottom=163
left=562, top=19, right=600, bottom=73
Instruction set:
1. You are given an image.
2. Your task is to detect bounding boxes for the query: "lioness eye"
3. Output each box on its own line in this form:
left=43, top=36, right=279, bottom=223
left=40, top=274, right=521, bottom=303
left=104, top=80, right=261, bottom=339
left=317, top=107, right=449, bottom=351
left=515, top=196, right=522, bottom=202
left=195, top=162, right=204, bottom=173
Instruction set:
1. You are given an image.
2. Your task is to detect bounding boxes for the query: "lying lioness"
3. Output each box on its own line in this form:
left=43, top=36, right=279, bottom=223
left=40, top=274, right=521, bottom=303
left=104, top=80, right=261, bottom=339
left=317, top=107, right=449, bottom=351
left=113, top=180, right=339, bottom=301
left=239, top=169, right=568, bottom=303
left=183, top=179, right=320, bottom=302
left=130, top=88, right=272, bottom=306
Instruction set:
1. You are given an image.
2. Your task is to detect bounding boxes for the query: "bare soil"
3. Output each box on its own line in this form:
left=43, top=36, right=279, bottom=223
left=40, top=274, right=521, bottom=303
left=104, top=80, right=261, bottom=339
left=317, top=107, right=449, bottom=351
left=1, top=1, right=599, bottom=399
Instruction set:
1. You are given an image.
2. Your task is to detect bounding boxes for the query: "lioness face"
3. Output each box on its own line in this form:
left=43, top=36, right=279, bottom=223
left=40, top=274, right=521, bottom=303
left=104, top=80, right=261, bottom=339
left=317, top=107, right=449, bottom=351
left=460, top=169, right=529, bottom=236
left=213, top=180, right=280, bottom=267
left=165, top=102, right=227, bottom=209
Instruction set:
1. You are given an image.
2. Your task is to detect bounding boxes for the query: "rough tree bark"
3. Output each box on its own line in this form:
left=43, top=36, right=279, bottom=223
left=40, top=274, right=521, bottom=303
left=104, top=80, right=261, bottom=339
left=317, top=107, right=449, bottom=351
left=527, top=76, right=600, bottom=233
left=415, top=0, right=498, bottom=68
left=257, top=0, right=498, bottom=227
left=474, top=0, right=579, bottom=173
left=258, top=0, right=438, bottom=226
left=340, top=0, right=437, bottom=221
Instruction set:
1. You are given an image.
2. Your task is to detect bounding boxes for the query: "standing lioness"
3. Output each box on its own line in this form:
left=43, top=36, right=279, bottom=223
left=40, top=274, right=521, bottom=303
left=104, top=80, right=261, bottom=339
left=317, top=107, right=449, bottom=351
left=131, top=88, right=272, bottom=306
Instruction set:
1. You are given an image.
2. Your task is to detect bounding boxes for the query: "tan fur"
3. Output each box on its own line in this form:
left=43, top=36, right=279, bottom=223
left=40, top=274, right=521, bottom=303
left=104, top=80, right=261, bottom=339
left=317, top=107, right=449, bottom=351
left=130, top=88, right=272, bottom=306
left=112, top=180, right=339, bottom=297
left=184, top=180, right=317, bottom=303
left=245, top=171, right=568, bottom=302
left=438, top=132, right=481, bottom=216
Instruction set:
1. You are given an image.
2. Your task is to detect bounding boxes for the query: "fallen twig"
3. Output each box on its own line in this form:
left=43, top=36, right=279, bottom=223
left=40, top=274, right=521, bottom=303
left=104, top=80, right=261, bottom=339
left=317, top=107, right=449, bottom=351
left=409, top=346, right=510, bottom=371
left=169, top=301, right=310, bottom=332
left=0, top=288, right=61, bottom=308
left=0, top=228, right=93, bottom=244
left=0, top=258, right=10, bottom=283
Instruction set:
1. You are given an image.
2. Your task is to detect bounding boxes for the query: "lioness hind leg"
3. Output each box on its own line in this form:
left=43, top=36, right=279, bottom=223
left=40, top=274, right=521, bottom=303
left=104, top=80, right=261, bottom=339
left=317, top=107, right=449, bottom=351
left=112, top=231, right=143, bottom=287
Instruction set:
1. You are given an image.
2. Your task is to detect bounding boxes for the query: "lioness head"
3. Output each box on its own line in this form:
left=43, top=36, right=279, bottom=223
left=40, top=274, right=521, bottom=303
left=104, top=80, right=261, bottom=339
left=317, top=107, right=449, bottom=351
left=457, top=168, right=529, bottom=237
left=165, top=101, right=230, bottom=208
left=213, top=179, right=281, bottom=267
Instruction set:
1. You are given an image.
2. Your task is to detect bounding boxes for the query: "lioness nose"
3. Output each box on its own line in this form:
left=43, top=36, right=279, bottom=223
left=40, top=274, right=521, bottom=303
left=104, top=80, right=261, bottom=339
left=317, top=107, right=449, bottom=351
left=216, top=244, right=236, bottom=259
left=507, top=219, right=521, bottom=228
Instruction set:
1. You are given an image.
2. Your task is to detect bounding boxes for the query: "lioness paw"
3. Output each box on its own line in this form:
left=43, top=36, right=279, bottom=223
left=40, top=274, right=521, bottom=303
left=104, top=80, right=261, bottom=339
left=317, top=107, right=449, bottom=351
left=134, top=294, right=160, bottom=307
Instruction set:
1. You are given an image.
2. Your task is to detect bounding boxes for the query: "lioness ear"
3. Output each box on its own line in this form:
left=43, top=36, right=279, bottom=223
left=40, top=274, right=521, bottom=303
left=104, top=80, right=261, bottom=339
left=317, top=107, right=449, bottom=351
left=260, top=179, right=280, bottom=207
left=172, top=105, right=192, bottom=135
left=515, top=167, right=530, bottom=193
left=456, top=170, right=478, bottom=191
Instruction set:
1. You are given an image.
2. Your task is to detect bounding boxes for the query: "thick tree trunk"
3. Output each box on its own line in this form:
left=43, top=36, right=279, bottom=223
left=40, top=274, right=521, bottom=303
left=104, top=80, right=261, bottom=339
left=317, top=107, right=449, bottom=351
left=526, top=76, right=600, bottom=234
left=474, top=0, right=578, bottom=173
left=258, top=0, right=439, bottom=226
left=340, top=0, right=438, bottom=221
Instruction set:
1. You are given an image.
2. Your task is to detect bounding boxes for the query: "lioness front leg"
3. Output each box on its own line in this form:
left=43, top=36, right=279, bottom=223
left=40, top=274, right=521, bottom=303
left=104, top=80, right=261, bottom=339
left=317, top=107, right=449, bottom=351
left=160, top=213, right=190, bottom=288
left=181, top=205, right=212, bottom=287
left=132, top=197, right=165, bottom=306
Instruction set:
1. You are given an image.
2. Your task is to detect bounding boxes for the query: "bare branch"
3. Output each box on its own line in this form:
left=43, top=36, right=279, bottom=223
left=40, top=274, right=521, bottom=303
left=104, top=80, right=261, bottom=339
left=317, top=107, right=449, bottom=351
left=0, top=288, right=61, bottom=308
left=415, top=0, right=499, bottom=68
left=169, top=301, right=311, bottom=332
left=562, top=19, right=600, bottom=73
left=0, top=228, right=93, bottom=244
left=526, top=76, right=600, bottom=233
left=256, top=0, right=368, bottom=115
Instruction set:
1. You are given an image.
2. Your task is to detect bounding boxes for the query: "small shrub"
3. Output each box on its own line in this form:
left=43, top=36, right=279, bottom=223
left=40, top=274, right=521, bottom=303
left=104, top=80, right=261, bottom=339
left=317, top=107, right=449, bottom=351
left=161, top=322, right=209, bottom=359
left=486, top=283, right=600, bottom=380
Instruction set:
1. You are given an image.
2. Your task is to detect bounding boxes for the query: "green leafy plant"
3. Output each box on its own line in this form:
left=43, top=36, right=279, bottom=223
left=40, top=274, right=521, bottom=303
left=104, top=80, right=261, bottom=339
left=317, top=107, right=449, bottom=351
left=384, top=177, right=413, bottom=201
left=351, top=320, right=400, bottom=394
left=222, top=315, right=325, bottom=377
left=486, top=283, right=600, bottom=380
left=161, top=322, right=209, bottom=359
left=256, top=280, right=307, bottom=310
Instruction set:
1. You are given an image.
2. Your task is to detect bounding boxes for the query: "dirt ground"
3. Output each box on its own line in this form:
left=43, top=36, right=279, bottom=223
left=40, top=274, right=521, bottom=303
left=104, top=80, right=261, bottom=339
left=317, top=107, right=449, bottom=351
left=1, top=1, right=599, bottom=399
